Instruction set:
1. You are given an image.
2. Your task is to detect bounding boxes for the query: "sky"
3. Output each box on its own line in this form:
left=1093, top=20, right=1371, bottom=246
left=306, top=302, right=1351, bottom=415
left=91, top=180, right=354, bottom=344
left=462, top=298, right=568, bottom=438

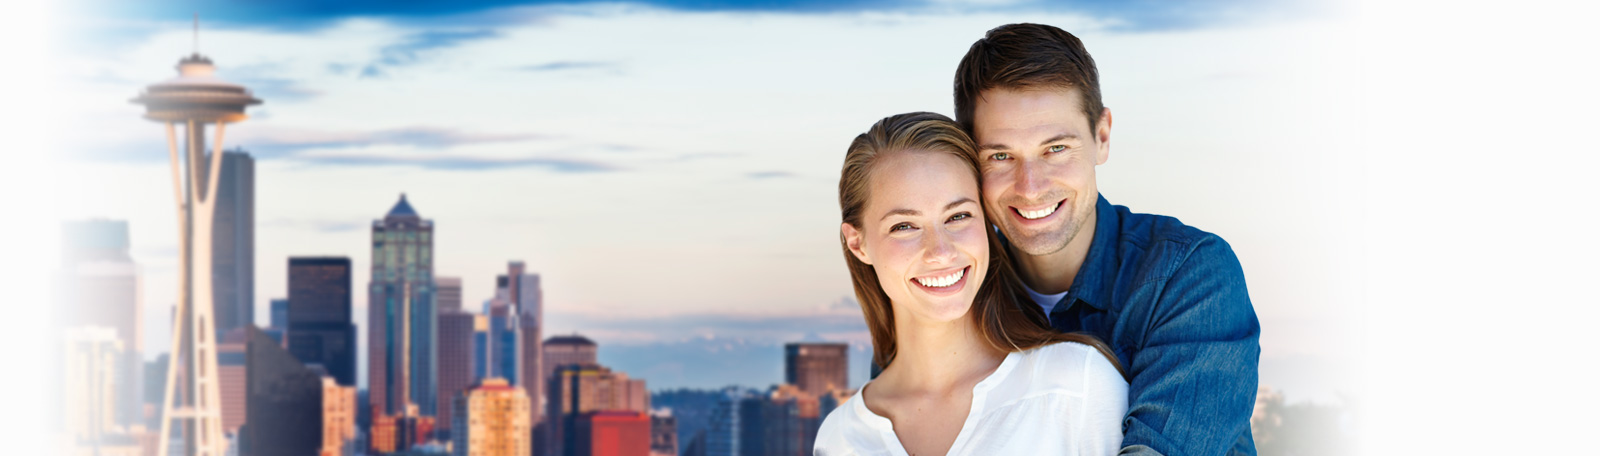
left=17, top=0, right=1600, bottom=454
left=46, top=0, right=1362, bottom=403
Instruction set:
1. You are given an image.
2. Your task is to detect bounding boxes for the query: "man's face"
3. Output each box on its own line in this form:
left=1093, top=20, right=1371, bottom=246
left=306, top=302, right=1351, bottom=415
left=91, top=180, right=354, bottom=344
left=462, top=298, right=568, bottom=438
left=970, top=87, right=1109, bottom=258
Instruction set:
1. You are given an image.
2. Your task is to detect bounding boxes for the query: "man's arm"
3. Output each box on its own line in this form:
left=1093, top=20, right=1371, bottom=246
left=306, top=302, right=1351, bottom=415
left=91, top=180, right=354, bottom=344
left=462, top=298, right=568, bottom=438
left=1120, top=236, right=1261, bottom=456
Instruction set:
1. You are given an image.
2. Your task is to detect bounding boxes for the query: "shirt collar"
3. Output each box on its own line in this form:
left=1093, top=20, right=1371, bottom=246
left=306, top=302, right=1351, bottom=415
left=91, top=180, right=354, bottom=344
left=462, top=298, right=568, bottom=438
left=1063, top=193, right=1118, bottom=312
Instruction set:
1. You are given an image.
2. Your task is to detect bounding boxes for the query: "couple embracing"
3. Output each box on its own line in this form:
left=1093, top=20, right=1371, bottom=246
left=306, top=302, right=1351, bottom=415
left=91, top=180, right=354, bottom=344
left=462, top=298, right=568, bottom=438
left=814, top=23, right=1260, bottom=456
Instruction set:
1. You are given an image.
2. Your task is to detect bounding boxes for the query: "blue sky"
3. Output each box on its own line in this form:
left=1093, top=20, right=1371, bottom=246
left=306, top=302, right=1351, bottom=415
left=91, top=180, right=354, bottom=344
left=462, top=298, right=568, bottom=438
left=52, top=0, right=1361, bottom=401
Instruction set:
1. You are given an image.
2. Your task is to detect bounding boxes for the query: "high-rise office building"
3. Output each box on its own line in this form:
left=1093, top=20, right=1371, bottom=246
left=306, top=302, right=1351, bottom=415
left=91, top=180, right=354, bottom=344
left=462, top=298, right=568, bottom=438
left=546, top=364, right=650, bottom=456
left=452, top=377, right=532, bottom=456
left=269, top=298, right=289, bottom=330
left=574, top=411, right=650, bottom=456
left=703, top=388, right=752, bottom=456
left=217, top=328, right=249, bottom=436
left=57, top=220, right=142, bottom=428
left=750, top=385, right=820, bottom=456
left=322, top=377, right=357, bottom=456
left=212, top=149, right=254, bottom=338
left=287, top=257, right=357, bottom=386
left=437, top=310, right=486, bottom=436
left=436, top=277, right=463, bottom=313
left=649, top=409, right=678, bottom=456
left=368, top=194, right=438, bottom=416
left=784, top=343, right=848, bottom=397
left=487, top=298, right=520, bottom=386
left=245, top=326, right=323, bottom=456
left=542, top=335, right=597, bottom=382
left=486, top=261, right=544, bottom=431
left=60, top=326, right=123, bottom=450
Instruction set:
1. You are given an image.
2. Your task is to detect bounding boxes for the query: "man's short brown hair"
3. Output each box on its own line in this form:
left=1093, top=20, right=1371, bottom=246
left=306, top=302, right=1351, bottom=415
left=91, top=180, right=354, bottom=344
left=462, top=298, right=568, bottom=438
left=953, top=23, right=1103, bottom=133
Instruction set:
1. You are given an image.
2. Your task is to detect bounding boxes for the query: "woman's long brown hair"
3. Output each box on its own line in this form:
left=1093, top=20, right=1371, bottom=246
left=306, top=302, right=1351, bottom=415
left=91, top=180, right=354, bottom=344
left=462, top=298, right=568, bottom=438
left=839, top=111, right=1125, bottom=378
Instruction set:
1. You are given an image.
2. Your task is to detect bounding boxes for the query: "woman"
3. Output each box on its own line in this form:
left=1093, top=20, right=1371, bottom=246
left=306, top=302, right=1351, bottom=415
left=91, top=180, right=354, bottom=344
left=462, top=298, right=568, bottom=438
left=814, top=112, right=1127, bottom=456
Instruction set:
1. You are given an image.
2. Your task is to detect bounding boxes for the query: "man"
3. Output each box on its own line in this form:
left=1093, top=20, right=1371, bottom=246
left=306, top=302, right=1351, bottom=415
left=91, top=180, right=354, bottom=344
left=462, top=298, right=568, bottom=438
left=954, top=24, right=1261, bottom=456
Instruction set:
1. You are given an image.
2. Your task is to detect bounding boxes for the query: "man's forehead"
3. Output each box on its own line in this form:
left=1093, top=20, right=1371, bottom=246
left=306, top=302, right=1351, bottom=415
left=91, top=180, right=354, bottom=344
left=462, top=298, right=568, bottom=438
left=972, top=86, right=1090, bottom=134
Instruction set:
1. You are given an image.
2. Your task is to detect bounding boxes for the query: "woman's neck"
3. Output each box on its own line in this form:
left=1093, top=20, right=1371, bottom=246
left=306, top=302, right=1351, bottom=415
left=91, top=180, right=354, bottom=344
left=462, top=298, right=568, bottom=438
left=877, top=310, right=1006, bottom=394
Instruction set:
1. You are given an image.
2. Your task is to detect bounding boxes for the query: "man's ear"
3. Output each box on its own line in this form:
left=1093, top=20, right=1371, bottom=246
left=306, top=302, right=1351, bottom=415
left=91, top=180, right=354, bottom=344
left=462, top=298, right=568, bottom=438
left=1094, top=107, right=1112, bottom=166
left=841, top=222, right=872, bottom=265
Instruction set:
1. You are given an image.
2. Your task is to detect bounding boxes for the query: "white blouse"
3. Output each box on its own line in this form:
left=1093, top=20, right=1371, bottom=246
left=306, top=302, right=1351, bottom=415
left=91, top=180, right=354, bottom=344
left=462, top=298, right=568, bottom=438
left=813, top=342, right=1128, bottom=456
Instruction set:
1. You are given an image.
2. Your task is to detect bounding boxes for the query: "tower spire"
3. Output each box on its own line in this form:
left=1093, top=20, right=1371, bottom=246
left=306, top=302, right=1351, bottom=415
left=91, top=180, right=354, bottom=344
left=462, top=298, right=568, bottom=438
left=192, top=12, right=199, bottom=55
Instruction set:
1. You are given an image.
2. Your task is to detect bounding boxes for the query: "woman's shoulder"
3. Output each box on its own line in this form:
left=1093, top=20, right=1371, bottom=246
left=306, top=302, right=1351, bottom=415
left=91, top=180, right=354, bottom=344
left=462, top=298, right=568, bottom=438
left=814, top=389, right=889, bottom=456
left=1011, top=341, right=1128, bottom=394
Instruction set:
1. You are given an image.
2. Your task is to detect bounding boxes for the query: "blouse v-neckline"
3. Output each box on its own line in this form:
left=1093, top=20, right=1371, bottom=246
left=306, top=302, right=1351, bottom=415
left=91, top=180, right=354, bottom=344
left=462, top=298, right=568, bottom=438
left=851, top=350, right=1023, bottom=456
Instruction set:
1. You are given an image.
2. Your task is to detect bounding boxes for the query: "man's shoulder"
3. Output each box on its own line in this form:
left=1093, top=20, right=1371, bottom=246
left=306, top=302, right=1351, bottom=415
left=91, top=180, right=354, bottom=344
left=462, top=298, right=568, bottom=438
left=1106, top=202, right=1238, bottom=277
left=1110, top=203, right=1219, bottom=252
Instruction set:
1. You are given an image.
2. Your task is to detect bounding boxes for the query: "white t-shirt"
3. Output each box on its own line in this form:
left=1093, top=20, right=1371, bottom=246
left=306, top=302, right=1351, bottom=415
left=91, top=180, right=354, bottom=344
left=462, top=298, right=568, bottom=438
left=1023, top=283, right=1070, bottom=318
left=813, top=342, right=1127, bottom=456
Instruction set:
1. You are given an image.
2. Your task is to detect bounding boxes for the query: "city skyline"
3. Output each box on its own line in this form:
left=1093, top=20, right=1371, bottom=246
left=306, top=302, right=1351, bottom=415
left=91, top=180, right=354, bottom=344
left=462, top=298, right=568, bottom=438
left=52, top=1, right=1361, bottom=404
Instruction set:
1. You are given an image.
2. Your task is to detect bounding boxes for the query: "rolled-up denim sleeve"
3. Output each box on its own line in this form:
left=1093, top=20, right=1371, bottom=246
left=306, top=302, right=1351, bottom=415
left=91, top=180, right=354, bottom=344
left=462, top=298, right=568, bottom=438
left=1120, top=236, right=1261, bottom=456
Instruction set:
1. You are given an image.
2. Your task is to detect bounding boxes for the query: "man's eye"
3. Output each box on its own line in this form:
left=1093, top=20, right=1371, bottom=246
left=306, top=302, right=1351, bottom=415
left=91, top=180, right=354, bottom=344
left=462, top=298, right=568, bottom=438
left=889, top=222, right=914, bottom=232
left=948, top=212, right=972, bottom=223
left=1047, top=145, right=1067, bottom=153
left=989, top=152, right=1010, bottom=161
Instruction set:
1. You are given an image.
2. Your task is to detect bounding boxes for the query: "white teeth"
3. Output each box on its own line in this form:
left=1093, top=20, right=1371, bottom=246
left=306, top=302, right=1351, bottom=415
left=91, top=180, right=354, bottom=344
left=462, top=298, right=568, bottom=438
left=1019, top=203, right=1058, bottom=220
left=915, top=268, right=966, bottom=288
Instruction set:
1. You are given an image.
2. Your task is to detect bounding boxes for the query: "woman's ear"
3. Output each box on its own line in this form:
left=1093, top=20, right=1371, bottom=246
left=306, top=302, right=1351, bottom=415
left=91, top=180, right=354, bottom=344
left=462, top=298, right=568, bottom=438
left=841, top=222, right=872, bottom=265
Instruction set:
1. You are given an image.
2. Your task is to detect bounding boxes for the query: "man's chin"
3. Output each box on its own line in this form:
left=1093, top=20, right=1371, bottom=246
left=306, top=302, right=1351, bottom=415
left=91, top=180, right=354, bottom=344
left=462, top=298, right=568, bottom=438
left=1004, top=230, right=1073, bottom=257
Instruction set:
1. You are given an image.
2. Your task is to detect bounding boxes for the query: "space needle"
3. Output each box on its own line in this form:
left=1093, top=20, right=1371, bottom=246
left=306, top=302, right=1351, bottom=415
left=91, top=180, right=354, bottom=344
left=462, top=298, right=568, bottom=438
left=130, top=20, right=261, bottom=456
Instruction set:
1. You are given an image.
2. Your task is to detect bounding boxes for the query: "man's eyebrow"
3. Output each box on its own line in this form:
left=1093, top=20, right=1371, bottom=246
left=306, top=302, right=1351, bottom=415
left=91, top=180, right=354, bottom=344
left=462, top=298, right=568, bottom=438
left=976, top=133, right=1080, bottom=152
left=879, top=198, right=977, bottom=222
left=1039, top=133, right=1080, bottom=146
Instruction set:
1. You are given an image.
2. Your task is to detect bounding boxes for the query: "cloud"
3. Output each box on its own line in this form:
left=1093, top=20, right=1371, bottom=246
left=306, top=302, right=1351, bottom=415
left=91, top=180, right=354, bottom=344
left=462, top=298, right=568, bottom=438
left=746, top=170, right=797, bottom=179
left=65, top=0, right=1343, bottom=33
left=360, top=29, right=501, bottom=78
left=293, top=153, right=621, bottom=172
left=232, top=126, right=550, bottom=156
left=517, top=60, right=620, bottom=72
left=260, top=218, right=368, bottom=233
left=233, top=77, right=324, bottom=102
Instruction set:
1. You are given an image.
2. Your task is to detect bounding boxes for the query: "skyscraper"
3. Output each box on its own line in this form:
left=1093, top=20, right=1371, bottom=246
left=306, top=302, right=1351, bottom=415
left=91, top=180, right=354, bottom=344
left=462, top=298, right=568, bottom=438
left=487, top=261, right=544, bottom=431
left=322, top=377, right=358, bottom=456
left=245, top=326, right=323, bottom=456
left=369, top=194, right=438, bottom=417
left=784, top=343, right=848, bottom=397
left=211, top=149, right=254, bottom=338
left=217, top=328, right=249, bottom=437
left=270, top=298, right=288, bottom=330
left=546, top=363, right=650, bottom=456
left=452, top=378, right=532, bottom=456
left=56, top=219, right=142, bottom=428
left=60, top=327, right=125, bottom=451
left=437, top=310, right=484, bottom=437
left=287, top=257, right=357, bottom=386
left=542, top=335, right=597, bottom=382
left=436, top=277, right=463, bottom=313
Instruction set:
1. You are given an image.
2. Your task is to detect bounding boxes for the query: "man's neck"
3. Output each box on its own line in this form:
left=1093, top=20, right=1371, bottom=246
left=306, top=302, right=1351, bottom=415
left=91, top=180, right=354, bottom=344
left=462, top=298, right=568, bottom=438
left=1013, top=211, right=1097, bottom=295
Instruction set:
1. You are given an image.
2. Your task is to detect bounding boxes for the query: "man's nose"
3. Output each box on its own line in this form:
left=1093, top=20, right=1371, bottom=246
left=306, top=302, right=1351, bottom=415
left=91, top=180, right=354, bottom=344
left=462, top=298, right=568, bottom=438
left=1015, top=159, right=1051, bottom=201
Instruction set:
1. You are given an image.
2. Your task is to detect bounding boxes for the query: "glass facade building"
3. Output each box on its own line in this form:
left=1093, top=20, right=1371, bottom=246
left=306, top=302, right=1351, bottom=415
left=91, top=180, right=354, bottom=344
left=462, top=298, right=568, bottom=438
left=368, top=194, right=438, bottom=417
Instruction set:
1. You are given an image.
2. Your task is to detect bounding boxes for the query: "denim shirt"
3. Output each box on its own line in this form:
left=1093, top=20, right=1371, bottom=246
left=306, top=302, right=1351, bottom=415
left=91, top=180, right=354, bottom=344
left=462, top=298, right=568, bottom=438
left=1041, top=194, right=1261, bottom=456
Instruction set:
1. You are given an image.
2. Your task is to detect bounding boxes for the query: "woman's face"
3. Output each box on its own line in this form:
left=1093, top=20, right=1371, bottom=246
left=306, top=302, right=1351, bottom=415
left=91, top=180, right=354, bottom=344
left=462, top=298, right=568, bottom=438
left=843, top=149, right=989, bottom=326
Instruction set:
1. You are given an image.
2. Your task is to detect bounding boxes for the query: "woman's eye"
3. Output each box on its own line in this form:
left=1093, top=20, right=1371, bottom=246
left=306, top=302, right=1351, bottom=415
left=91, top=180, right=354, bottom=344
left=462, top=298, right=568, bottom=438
left=1047, top=145, right=1067, bottom=153
left=948, top=212, right=972, bottom=223
left=889, top=222, right=914, bottom=233
left=989, top=152, right=1010, bottom=161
